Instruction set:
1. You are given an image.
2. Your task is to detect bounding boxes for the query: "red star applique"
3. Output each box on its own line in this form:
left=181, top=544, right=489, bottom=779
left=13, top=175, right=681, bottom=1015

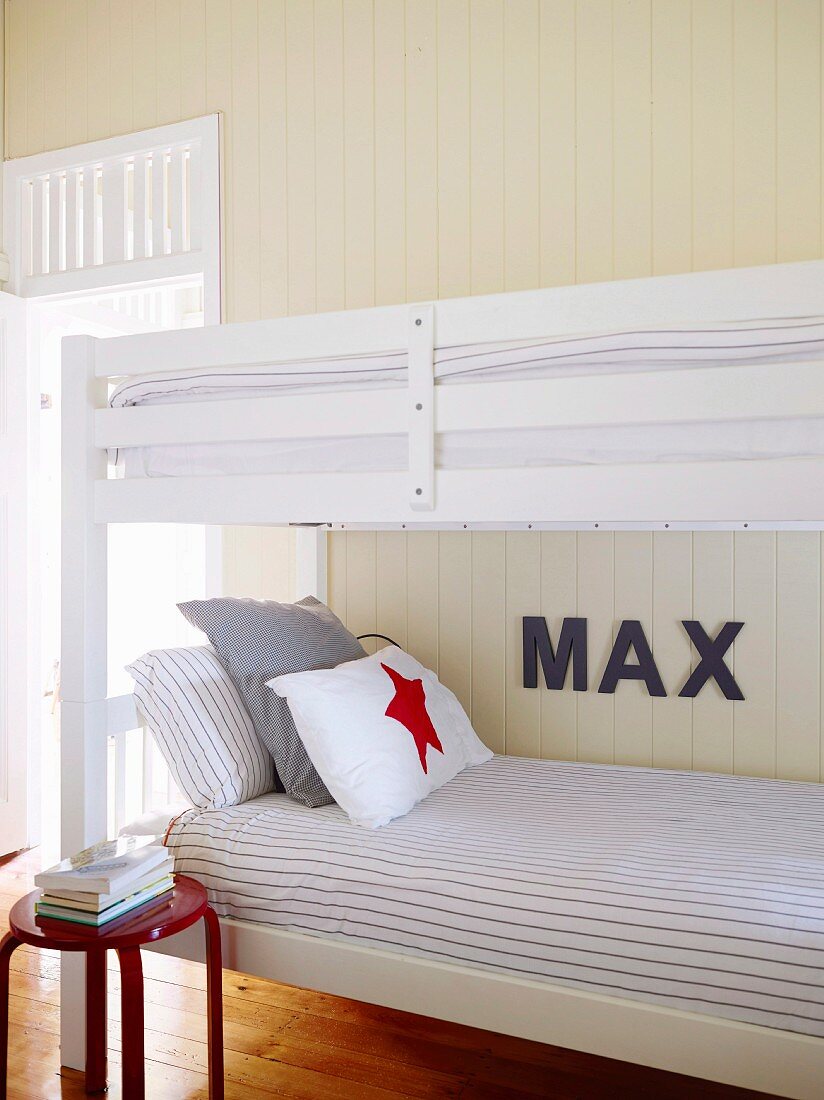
left=382, top=663, right=444, bottom=774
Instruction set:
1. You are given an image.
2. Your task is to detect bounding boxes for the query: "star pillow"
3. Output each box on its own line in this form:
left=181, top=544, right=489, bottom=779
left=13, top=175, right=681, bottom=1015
left=268, top=646, right=493, bottom=828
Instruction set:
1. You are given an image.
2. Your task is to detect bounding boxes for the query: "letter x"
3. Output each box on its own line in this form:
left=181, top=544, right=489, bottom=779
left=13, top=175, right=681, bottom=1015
left=678, top=621, right=744, bottom=701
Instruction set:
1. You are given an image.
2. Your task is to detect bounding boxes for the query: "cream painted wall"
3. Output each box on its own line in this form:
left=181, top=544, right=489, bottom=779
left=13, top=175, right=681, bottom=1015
left=6, top=0, right=823, bottom=293
left=8, top=1, right=824, bottom=773
left=330, top=531, right=824, bottom=782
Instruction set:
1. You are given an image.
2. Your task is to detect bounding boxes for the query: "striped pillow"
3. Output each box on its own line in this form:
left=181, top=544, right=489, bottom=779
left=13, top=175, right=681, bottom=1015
left=127, top=645, right=275, bottom=810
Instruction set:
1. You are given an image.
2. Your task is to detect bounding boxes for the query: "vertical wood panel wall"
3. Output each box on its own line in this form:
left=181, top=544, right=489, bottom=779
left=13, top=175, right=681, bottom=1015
left=330, top=531, right=824, bottom=783
left=8, top=0, right=824, bottom=342
left=8, top=2, right=824, bottom=778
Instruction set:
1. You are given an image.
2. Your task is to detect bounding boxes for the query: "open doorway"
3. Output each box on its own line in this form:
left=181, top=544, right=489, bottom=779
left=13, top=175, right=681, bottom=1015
left=35, top=277, right=218, bottom=861
left=3, top=115, right=222, bottom=859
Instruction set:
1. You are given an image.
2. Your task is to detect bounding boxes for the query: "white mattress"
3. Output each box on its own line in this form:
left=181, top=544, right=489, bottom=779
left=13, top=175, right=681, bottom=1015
left=110, top=318, right=824, bottom=476
left=165, top=755, right=824, bottom=1038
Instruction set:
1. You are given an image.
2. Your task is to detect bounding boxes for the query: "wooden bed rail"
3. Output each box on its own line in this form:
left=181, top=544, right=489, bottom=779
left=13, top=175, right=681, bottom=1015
left=94, top=357, right=824, bottom=449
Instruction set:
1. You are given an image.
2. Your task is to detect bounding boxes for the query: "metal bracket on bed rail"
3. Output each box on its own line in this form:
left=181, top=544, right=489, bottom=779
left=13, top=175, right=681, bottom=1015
left=408, top=304, right=435, bottom=511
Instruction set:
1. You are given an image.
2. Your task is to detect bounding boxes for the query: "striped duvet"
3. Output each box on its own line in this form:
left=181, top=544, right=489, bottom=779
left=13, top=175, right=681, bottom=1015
left=165, top=755, right=824, bottom=1038
left=109, top=317, right=824, bottom=476
left=111, top=317, right=824, bottom=407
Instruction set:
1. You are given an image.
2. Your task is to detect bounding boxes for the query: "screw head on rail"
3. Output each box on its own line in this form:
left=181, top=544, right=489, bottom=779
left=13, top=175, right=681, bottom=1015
left=415, top=402, right=423, bottom=410
left=415, top=488, right=423, bottom=495
left=415, top=318, right=422, bottom=326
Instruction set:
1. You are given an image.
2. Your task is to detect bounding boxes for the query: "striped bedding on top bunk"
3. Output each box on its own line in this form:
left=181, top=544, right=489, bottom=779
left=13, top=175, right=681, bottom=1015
left=111, top=317, right=824, bottom=407
left=165, top=754, right=824, bottom=1038
left=108, top=317, right=824, bottom=476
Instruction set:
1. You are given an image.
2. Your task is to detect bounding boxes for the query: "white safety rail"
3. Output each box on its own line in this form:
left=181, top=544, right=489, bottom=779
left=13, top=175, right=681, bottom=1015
left=103, top=698, right=180, bottom=837
left=4, top=116, right=221, bottom=304
left=91, top=259, right=824, bottom=527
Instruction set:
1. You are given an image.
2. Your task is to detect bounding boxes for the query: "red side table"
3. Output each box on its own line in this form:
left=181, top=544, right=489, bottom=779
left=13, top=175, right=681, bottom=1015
left=0, top=874, right=223, bottom=1099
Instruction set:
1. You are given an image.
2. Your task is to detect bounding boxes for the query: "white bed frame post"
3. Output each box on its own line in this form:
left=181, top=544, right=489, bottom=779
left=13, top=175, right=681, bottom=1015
left=294, top=526, right=328, bottom=603
left=60, top=333, right=109, bottom=1071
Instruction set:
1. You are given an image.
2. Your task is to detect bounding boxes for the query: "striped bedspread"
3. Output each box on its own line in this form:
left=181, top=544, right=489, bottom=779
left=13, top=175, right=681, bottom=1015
left=165, top=755, right=824, bottom=1037
left=111, top=317, right=824, bottom=407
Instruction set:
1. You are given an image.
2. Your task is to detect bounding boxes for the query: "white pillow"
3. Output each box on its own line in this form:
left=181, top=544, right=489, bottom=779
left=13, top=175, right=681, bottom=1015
left=127, top=645, right=275, bottom=810
left=268, top=646, right=492, bottom=828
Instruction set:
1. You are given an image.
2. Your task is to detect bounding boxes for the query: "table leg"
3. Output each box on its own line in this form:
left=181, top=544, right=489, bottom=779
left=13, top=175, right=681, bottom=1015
left=85, top=949, right=107, bottom=1094
left=203, top=908, right=224, bottom=1100
left=116, top=947, right=144, bottom=1100
left=0, top=933, right=21, bottom=1100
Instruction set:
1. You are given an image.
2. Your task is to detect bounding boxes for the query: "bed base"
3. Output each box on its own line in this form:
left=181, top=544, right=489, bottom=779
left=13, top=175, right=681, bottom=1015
left=147, top=914, right=823, bottom=1100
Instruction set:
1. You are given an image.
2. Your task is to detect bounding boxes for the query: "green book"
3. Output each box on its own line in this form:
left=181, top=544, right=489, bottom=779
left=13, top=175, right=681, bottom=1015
left=36, top=877, right=174, bottom=926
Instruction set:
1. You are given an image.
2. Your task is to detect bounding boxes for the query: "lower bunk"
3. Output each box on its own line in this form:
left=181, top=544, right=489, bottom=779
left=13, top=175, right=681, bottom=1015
left=142, top=754, right=824, bottom=1099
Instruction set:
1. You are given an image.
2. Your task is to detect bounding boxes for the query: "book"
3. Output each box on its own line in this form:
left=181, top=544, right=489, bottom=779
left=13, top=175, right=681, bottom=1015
left=40, top=863, right=174, bottom=913
left=35, top=876, right=174, bottom=927
left=39, top=894, right=177, bottom=937
left=34, top=835, right=169, bottom=895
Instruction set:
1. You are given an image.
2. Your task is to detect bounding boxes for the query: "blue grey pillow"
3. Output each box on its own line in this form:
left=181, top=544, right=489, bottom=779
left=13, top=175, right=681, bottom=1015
left=178, top=596, right=365, bottom=807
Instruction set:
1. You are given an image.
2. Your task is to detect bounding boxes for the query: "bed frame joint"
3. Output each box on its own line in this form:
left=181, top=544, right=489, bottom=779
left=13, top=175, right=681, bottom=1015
left=408, top=305, right=435, bottom=511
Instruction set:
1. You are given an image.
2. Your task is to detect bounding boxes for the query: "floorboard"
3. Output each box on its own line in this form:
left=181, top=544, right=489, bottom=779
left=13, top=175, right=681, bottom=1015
left=0, top=848, right=777, bottom=1098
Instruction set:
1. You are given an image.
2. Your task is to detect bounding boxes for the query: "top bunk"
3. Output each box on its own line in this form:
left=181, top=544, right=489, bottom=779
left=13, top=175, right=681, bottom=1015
left=71, top=259, right=824, bottom=529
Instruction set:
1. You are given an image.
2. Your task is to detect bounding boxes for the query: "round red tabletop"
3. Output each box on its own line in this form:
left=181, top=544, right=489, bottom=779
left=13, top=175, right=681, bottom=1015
left=9, top=874, right=208, bottom=951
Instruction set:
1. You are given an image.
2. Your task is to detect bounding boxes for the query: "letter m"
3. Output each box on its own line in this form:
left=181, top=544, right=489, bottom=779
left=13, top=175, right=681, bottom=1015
left=522, top=617, right=588, bottom=691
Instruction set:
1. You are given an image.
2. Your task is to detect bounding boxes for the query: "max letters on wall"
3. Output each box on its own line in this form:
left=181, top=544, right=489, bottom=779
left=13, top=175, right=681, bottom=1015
left=522, top=616, right=745, bottom=701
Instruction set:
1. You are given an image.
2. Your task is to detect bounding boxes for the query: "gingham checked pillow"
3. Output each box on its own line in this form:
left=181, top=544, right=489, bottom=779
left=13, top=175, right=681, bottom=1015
left=177, top=596, right=365, bottom=807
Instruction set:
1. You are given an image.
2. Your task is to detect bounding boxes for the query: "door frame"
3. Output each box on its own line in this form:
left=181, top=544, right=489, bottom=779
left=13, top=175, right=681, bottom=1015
left=0, top=291, right=36, bottom=853
left=3, top=118, right=223, bottom=846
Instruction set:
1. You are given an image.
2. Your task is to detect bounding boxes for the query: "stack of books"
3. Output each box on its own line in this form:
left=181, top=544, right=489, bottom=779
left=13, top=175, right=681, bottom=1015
left=34, top=835, right=174, bottom=928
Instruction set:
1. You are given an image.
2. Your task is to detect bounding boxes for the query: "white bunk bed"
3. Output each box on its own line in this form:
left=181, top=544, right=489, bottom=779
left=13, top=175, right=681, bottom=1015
left=61, top=260, right=824, bottom=1099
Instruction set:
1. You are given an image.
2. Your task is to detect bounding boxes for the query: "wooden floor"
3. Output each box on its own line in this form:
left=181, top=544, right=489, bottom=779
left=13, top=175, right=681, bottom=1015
left=1, top=848, right=775, bottom=1100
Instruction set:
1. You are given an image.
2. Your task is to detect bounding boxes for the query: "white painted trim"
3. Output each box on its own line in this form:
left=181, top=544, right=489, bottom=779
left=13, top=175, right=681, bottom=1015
left=7, top=119, right=217, bottom=178
left=203, top=114, right=223, bottom=326
left=149, top=914, right=824, bottom=1100
left=3, top=115, right=221, bottom=315
left=22, top=297, right=40, bottom=850
left=20, top=252, right=208, bottom=299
